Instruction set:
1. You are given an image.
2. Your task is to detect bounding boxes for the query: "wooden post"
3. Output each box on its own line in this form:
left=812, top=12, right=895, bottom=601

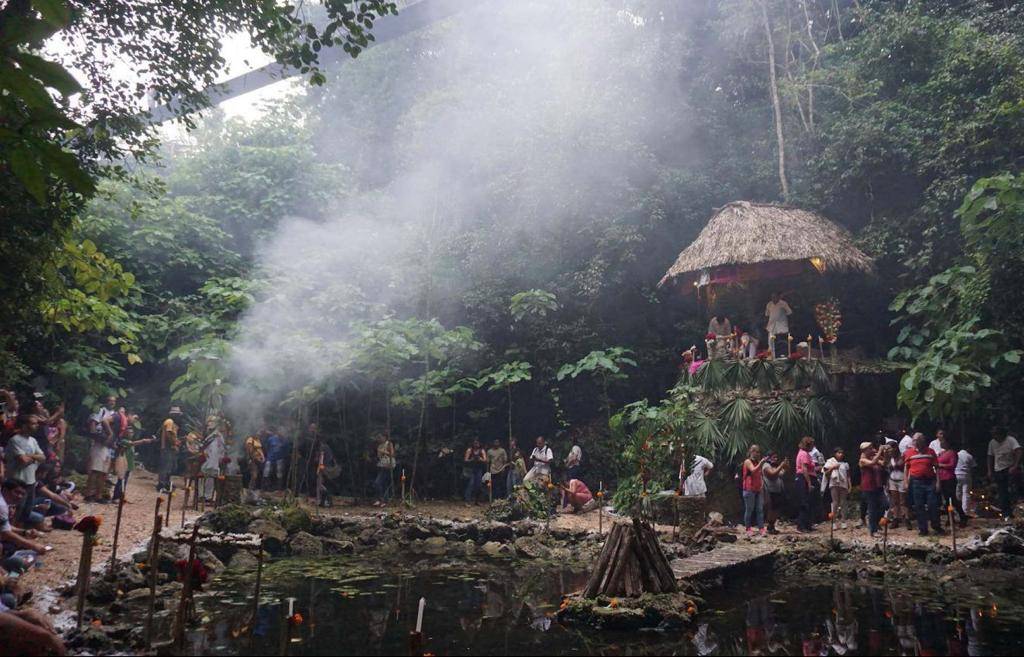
left=828, top=512, right=834, bottom=543
left=949, top=504, right=958, bottom=557
left=487, top=477, right=492, bottom=505
left=181, top=482, right=189, bottom=528
left=145, top=498, right=164, bottom=648
left=165, top=485, right=173, bottom=528
left=249, top=536, right=265, bottom=646
left=400, top=469, right=406, bottom=505
left=598, top=482, right=604, bottom=535
left=882, top=516, right=889, bottom=562
left=75, top=528, right=97, bottom=630
left=172, top=523, right=201, bottom=650
left=279, top=597, right=295, bottom=656
left=108, top=492, right=127, bottom=576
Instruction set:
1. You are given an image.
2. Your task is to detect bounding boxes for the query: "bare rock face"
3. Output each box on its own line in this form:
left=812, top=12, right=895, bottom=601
left=288, top=531, right=324, bottom=557
left=248, top=518, right=288, bottom=555
left=514, top=536, right=551, bottom=559
left=423, top=536, right=447, bottom=555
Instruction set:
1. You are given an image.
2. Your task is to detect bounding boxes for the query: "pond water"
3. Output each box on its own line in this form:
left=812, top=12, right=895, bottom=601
left=180, top=555, right=1022, bottom=655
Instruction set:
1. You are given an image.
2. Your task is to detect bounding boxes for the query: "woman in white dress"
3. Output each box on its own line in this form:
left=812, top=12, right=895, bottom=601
left=680, top=454, right=715, bottom=497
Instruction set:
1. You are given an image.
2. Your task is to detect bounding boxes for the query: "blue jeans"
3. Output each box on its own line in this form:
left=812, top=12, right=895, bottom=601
left=464, top=468, right=482, bottom=503
left=374, top=467, right=392, bottom=502
left=863, top=488, right=886, bottom=535
left=743, top=490, right=764, bottom=529
left=795, top=477, right=813, bottom=531
left=910, top=477, right=941, bottom=533
left=113, top=471, right=130, bottom=500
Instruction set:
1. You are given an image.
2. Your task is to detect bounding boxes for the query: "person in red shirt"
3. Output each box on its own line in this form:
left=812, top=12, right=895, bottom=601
left=858, top=441, right=887, bottom=537
left=903, top=433, right=946, bottom=536
left=936, top=432, right=969, bottom=527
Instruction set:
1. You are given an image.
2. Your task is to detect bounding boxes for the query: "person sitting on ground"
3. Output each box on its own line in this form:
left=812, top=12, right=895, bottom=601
left=763, top=452, right=788, bottom=534
left=858, top=441, right=887, bottom=538
left=823, top=447, right=851, bottom=529
left=0, top=603, right=66, bottom=655
left=4, top=414, right=47, bottom=527
left=559, top=478, right=595, bottom=514
left=524, top=436, right=553, bottom=487
left=741, top=444, right=768, bottom=537
left=987, top=426, right=1021, bottom=521
left=681, top=452, right=715, bottom=497
left=1, top=479, right=51, bottom=572
left=936, top=432, right=968, bottom=527
left=904, top=433, right=946, bottom=537
left=486, top=439, right=508, bottom=499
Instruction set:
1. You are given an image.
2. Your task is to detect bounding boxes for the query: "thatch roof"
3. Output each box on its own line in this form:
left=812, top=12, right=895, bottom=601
left=659, top=201, right=874, bottom=287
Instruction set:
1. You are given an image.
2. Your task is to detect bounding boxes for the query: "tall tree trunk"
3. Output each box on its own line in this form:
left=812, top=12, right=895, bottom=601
left=760, top=0, right=790, bottom=201
left=507, top=385, right=513, bottom=444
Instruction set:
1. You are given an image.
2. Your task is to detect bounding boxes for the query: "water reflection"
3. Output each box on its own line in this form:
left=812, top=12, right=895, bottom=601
left=182, top=559, right=1013, bottom=656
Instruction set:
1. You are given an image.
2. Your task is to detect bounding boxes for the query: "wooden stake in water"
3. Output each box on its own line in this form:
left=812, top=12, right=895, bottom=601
left=401, top=469, right=406, bottom=505
left=108, top=491, right=127, bottom=576
left=249, top=535, right=265, bottom=646
left=75, top=528, right=97, bottom=630
left=280, top=597, right=296, bottom=657
left=172, top=523, right=201, bottom=651
left=598, top=481, right=604, bottom=535
left=145, top=498, right=164, bottom=648
left=828, top=512, right=835, bottom=543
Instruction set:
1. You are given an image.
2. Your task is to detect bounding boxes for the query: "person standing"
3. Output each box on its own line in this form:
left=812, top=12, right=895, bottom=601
left=858, top=442, right=887, bottom=538
left=524, top=436, right=553, bottom=487
left=809, top=441, right=826, bottom=522
left=486, top=439, right=508, bottom=499
left=244, top=431, right=266, bottom=491
left=508, top=447, right=527, bottom=492
left=681, top=453, right=715, bottom=497
left=112, top=420, right=154, bottom=502
left=564, top=435, right=583, bottom=481
left=987, top=426, right=1021, bottom=521
left=764, top=292, right=792, bottom=358
left=263, top=429, right=287, bottom=491
left=741, top=444, right=768, bottom=537
left=157, top=406, right=182, bottom=493
left=824, top=448, right=851, bottom=529
left=955, top=444, right=976, bottom=518
left=84, top=396, right=117, bottom=502
left=929, top=429, right=947, bottom=456
left=763, top=452, right=788, bottom=534
left=372, top=433, right=395, bottom=507
left=904, top=433, right=945, bottom=536
left=200, top=419, right=226, bottom=503
left=794, top=436, right=816, bottom=533
left=5, top=415, right=46, bottom=525
left=936, top=433, right=968, bottom=526
left=463, top=439, right=487, bottom=506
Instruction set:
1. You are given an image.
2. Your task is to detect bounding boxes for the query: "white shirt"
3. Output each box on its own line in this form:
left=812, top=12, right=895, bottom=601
left=765, top=300, right=792, bottom=335
left=203, top=432, right=226, bottom=471
left=530, top=446, right=553, bottom=475
left=988, top=435, right=1021, bottom=472
left=825, top=458, right=851, bottom=489
left=707, top=317, right=732, bottom=336
left=0, top=493, right=12, bottom=532
left=928, top=439, right=945, bottom=456
left=683, top=455, right=714, bottom=496
left=955, top=450, right=975, bottom=478
left=898, top=434, right=914, bottom=455
left=6, top=433, right=43, bottom=485
left=565, top=445, right=582, bottom=469
left=810, top=447, right=825, bottom=474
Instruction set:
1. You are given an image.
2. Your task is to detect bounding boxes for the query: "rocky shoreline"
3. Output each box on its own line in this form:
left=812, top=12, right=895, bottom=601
left=57, top=504, right=1024, bottom=653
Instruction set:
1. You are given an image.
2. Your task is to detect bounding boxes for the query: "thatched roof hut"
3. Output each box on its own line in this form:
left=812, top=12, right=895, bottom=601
left=659, top=201, right=873, bottom=289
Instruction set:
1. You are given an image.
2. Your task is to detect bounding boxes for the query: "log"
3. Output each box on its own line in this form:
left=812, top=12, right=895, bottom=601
left=583, top=518, right=677, bottom=598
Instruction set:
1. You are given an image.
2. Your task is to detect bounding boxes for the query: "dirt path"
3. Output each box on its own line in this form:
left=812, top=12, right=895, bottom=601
left=23, top=469, right=202, bottom=602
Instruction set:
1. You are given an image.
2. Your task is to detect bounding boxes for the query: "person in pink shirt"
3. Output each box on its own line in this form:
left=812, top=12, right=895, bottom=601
left=794, top=436, right=816, bottom=533
left=559, top=478, right=593, bottom=513
left=936, top=432, right=968, bottom=526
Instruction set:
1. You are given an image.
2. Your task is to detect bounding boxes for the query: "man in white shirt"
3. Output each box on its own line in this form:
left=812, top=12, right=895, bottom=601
left=898, top=428, right=915, bottom=456
left=928, top=429, right=947, bottom=456
left=987, top=426, right=1022, bottom=520
left=524, top=436, right=553, bottom=487
left=764, top=292, right=792, bottom=357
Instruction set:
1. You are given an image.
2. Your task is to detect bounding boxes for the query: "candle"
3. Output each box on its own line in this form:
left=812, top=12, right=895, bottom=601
left=818, top=335, right=825, bottom=359
left=287, top=597, right=295, bottom=617
left=416, top=597, right=426, bottom=633
left=806, top=335, right=813, bottom=359
left=787, top=333, right=793, bottom=357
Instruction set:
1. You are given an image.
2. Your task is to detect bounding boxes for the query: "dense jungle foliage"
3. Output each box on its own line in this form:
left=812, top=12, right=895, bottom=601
left=2, top=0, right=1022, bottom=495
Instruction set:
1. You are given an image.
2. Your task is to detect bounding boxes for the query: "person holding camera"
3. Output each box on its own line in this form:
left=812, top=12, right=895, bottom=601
left=859, top=441, right=887, bottom=537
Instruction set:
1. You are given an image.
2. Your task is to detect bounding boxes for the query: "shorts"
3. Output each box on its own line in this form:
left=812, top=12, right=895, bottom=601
left=887, top=477, right=906, bottom=493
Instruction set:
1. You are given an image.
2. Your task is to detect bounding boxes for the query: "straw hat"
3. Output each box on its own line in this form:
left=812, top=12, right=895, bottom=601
left=859, top=441, right=873, bottom=451
left=169, top=405, right=183, bottom=415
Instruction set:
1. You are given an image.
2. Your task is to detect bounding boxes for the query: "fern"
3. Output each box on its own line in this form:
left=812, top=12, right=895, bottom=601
left=766, top=397, right=806, bottom=444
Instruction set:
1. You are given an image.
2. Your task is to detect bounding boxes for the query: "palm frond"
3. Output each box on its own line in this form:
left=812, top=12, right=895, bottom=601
left=693, top=359, right=728, bottom=394
left=803, top=394, right=838, bottom=443
left=689, top=412, right=723, bottom=455
left=724, top=360, right=753, bottom=389
left=720, top=396, right=756, bottom=433
left=749, top=358, right=780, bottom=392
left=766, top=397, right=807, bottom=444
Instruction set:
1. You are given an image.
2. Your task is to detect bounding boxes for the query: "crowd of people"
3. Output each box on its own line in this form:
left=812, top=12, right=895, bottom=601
left=680, top=425, right=1020, bottom=540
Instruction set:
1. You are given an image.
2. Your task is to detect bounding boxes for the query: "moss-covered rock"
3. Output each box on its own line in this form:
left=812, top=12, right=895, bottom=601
left=276, top=505, right=312, bottom=535
left=203, top=504, right=255, bottom=533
